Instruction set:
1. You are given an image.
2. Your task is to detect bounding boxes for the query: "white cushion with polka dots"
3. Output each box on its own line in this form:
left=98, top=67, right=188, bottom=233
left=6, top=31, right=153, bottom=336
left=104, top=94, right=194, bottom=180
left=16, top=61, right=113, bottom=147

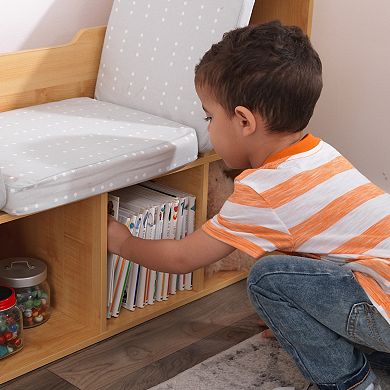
left=0, top=98, right=197, bottom=215
left=95, top=0, right=255, bottom=153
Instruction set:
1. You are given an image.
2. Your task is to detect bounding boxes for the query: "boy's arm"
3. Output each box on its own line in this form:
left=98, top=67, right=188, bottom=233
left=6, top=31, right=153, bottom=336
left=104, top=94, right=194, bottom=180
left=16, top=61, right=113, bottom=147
left=108, top=217, right=235, bottom=274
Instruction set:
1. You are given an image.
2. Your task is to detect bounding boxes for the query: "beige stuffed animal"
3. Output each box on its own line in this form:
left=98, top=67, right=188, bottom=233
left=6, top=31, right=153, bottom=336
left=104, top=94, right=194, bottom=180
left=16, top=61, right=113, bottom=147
left=205, top=160, right=256, bottom=277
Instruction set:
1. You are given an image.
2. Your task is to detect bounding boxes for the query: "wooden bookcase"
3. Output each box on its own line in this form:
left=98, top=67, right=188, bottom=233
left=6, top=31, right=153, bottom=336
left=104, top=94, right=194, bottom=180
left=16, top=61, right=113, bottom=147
left=0, top=0, right=313, bottom=383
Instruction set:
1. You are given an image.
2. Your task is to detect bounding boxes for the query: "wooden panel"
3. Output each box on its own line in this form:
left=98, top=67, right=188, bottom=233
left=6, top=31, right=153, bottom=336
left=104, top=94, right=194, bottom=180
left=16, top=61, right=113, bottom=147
left=0, top=26, right=106, bottom=112
left=0, top=312, right=92, bottom=384
left=172, top=151, right=220, bottom=174
left=250, top=0, right=313, bottom=35
left=0, top=195, right=107, bottom=331
left=0, top=211, right=25, bottom=225
left=0, top=80, right=96, bottom=113
left=0, top=222, right=23, bottom=259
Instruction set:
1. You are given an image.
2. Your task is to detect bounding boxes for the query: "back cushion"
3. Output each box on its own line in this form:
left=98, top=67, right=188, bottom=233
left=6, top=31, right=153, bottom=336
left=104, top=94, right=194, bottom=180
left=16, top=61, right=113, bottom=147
left=95, top=0, right=254, bottom=153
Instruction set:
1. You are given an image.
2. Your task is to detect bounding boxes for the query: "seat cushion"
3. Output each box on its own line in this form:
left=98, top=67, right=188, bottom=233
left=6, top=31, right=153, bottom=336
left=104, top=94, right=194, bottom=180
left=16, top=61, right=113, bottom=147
left=95, top=0, right=254, bottom=153
left=0, top=97, right=198, bottom=215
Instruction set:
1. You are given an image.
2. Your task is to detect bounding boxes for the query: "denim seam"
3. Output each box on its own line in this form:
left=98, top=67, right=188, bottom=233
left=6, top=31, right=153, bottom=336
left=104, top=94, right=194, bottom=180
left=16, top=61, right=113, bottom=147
left=317, top=356, right=370, bottom=390
left=346, top=367, right=369, bottom=390
left=366, top=305, right=385, bottom=345
left=249, top=270, right=332, bottom=287
left=347, top=303, right=385, bottom=346
left=248, top=282, right=316, bottom=383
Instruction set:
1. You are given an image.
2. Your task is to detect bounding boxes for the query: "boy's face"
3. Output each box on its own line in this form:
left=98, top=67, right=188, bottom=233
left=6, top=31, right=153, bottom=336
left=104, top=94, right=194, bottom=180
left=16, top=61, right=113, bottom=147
left=196, top=86, right=250, bottom=169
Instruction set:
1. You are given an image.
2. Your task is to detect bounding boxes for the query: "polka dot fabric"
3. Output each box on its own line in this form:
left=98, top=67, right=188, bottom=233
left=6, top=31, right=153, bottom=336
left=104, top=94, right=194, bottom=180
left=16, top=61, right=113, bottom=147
left=95, top=0, right=254, bottom=153
left=0, top=98, right=197, bottom=215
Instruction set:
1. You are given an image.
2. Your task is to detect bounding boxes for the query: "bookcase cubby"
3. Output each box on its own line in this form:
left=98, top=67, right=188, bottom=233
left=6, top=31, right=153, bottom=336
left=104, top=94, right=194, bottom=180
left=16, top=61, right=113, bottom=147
left=0, top=0, right=313, bottom=383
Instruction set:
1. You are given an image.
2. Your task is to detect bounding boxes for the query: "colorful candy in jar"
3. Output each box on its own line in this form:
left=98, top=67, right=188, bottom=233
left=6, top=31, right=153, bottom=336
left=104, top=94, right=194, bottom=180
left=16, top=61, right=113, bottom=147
left=0, top=258, right=51, bottom=328
left=16, top=286, right=50, bottom=327
left=0, top=286, right=23, bottom=359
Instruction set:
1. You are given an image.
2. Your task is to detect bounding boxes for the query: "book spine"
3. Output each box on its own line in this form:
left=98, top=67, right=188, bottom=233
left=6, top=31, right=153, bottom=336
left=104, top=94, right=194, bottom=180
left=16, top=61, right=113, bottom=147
left=155, top=272, right=164, bottom=301
left=113, top=260, right=131, bottom=317
left=162, top=273, right=169, bottom=300
left=110, top=258, right=125, bottom=316
left=185, top=196, right=196, bottom=290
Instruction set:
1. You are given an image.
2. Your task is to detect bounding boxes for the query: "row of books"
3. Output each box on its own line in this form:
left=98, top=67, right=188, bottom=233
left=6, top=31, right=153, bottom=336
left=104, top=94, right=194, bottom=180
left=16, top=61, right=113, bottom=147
left=107, top=181, right=196, bottom=318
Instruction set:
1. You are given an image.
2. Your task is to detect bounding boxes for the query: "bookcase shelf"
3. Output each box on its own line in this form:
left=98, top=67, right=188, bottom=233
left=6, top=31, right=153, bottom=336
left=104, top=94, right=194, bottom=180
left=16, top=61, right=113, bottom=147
left=0, top=0, right=313, bottom=383
left=105, top=270, right=249, bottom=336
left=0, top=311, right=94, bottom=382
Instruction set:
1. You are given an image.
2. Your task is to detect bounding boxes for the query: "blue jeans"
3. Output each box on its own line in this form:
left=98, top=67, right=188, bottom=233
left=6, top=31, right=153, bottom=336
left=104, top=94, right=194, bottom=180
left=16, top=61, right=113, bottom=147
left=247, top=255, right=390, bottom=390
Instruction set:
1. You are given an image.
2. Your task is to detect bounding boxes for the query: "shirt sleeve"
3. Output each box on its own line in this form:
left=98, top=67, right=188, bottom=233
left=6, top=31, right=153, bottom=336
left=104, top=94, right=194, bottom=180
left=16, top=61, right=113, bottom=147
left=202, top=181, right=293, bottom=258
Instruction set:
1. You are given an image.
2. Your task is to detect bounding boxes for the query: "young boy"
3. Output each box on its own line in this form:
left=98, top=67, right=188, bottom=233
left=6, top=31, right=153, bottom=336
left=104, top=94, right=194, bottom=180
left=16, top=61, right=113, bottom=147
left=108, top=21, right=390, bottom=390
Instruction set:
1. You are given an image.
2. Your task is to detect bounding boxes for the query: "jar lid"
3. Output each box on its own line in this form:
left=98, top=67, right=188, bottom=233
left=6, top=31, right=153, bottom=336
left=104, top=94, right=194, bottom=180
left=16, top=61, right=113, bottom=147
left=0, top=257, right=47, bottom=288
left=0, top=286, right=16, bottom=310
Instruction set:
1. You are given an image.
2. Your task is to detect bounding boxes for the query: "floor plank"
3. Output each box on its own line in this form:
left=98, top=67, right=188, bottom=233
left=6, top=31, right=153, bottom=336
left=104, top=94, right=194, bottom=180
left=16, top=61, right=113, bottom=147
left=101, top=313, right=261, bottom=390
left=1, top=281, right=257, bottom=390
left=48, top=280, right=256, bottom=389
left=0, top=369, right=78, bottom=390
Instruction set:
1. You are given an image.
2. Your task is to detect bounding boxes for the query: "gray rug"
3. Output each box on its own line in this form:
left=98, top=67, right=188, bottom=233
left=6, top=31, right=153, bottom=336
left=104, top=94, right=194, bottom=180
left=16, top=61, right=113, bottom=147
left=150, top=332, right=390, bottom=390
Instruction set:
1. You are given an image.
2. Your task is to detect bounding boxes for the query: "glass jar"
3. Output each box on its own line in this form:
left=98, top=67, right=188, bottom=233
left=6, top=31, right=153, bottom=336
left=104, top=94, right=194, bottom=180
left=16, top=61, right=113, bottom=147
left=0, top=258, right=51, bottom=328
left=0, top=286, right=23, bottom=359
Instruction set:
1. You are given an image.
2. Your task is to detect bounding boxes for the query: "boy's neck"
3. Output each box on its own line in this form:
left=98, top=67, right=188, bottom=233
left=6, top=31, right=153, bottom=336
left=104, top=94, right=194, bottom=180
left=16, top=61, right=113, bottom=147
left=248, top=130, right=304, bottom=169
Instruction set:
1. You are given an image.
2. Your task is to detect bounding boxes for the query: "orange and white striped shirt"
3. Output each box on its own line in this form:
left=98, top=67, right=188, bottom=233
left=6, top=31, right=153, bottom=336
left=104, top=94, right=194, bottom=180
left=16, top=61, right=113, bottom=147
left=203, top=134, right=390, bottom=324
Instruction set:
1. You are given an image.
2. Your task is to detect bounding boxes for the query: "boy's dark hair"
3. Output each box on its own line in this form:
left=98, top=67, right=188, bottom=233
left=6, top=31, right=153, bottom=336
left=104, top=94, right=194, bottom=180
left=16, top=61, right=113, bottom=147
left=195, top=21, right=322, bottom=133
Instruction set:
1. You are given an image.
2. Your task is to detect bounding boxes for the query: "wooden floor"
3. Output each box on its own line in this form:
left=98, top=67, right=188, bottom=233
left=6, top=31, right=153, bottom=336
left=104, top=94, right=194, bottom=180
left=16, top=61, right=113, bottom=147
left=1, top=280, right=262, bottom=390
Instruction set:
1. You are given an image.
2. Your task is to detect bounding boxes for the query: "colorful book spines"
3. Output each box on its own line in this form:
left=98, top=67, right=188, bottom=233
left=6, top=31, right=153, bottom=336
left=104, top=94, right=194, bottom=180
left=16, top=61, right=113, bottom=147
left=107, top=183, right=196, bottom=318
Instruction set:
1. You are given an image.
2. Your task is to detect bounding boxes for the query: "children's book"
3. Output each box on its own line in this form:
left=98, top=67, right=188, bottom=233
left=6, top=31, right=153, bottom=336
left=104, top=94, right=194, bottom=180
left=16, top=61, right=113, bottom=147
left=107, top=254, right=120, bottom=318
left=185, top=195, right=196, bottom=290
left=107, top=194, right=120, bottom=318
left=121, top=214, right=139, bottom=311
left=134, top=209, right=149, bottom=308
left=111, top=259, right=131, bottom=317
left=152, top=202, right=166, bottom=301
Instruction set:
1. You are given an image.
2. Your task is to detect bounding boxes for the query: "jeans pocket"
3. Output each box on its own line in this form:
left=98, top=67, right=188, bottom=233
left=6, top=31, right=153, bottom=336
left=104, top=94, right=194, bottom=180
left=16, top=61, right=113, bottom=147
left=347, top=302, right=390, bottom=352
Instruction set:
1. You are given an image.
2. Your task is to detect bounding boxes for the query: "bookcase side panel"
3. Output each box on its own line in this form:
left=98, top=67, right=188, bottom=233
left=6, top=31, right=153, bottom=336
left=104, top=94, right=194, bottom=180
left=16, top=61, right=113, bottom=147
left=0, top=195, right=107, bottom=332
left=250, top=0, right=313, bottom=35
left=0, top=26, right=105, bottom=113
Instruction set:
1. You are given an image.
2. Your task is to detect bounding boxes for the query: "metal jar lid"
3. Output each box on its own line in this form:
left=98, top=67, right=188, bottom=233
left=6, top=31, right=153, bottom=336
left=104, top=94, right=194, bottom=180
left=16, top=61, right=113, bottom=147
left=0, top=257, right=47, bottom=288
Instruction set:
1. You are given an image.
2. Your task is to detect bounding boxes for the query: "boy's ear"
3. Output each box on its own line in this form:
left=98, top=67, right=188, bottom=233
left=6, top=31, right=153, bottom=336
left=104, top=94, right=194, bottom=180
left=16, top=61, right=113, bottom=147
left=234, top=106, right=257, bottom=137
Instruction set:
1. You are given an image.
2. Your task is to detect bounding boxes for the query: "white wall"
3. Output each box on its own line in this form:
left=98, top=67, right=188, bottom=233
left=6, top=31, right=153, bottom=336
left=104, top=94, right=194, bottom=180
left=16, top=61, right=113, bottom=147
left=309, top=0, right=390, bottom=191
left=0, top=0, right=113, bottom=53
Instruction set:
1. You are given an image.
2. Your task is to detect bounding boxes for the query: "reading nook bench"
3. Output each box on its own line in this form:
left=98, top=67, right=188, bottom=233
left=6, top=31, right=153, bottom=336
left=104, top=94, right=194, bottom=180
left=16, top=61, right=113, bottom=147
left=0, top=0, right=313, bottom=383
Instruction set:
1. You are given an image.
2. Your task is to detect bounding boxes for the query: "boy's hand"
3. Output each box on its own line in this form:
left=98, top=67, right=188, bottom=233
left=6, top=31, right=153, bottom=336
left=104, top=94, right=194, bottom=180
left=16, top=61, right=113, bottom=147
left=107, top=216, right=132, bottom=255
left=258, top=318, right=275, bottom=338
left=106, top=219, right=236, bottom=274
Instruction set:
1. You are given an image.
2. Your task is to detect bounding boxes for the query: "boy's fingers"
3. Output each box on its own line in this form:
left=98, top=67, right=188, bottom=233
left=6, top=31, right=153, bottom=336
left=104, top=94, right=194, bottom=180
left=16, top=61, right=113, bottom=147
left=258, top=319, right=276, bottom=338
left=261, top=328, right=275, bottom=338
